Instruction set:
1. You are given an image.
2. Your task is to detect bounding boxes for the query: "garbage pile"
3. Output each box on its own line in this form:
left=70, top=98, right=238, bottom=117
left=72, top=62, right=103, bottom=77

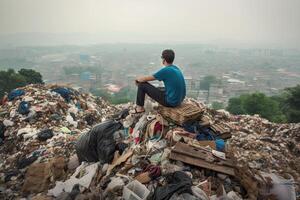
left=0, top=85, right=299, bottom=200
left=0, top=84, right=118, bottom=199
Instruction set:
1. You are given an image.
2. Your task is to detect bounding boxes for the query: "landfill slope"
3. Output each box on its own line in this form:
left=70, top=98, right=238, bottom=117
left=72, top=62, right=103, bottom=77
left=0, top=84, right=118, bottom=199
left=0, top=84, right=299, bottom=200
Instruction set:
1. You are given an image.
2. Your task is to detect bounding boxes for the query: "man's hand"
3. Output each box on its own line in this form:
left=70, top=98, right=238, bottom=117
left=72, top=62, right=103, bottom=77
left=136, top=77, right=145, bottom=83
left=135, top=78, right=142, bottom=86
left=135, top=76, right=155, bottom=85
left=135, top=79, right=140, bottom=86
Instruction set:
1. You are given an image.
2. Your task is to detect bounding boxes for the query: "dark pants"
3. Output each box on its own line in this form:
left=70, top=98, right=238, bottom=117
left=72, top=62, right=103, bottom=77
left=136, top=82, right=170, bottom=107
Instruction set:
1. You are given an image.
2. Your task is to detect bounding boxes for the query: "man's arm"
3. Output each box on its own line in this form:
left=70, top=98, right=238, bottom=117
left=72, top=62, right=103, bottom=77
left=136, top=75, right=156, bottom=83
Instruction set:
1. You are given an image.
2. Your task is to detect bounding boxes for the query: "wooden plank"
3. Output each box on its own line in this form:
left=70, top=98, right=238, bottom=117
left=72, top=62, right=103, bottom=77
left=172, top=143, right=235, bottom=167
left=219, top=132, right=232, bottom=140
left=169, top=152, right=235, bottom=176
left=211, top=124, right=229, bottom=134
left=189, top=140, right=216, bottom=150
left=173, top=142, right=212, bottom=159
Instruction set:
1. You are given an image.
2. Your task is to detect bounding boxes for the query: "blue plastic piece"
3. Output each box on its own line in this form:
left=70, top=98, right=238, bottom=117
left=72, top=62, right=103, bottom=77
left=215, top=139, right=225, bottom=152
left=51, top=87, right=73, bottom=102
left=18, top=101, right=30, bottom=115
left=8, top=89, right=25, bottom=101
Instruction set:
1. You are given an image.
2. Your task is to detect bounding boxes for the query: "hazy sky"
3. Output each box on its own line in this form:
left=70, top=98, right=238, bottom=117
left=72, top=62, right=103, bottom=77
left=0, top=0, right=300, bottom=47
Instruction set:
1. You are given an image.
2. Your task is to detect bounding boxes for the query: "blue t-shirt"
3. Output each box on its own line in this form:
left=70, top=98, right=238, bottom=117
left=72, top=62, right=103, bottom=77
left=153, top=65, right=186, bottom=106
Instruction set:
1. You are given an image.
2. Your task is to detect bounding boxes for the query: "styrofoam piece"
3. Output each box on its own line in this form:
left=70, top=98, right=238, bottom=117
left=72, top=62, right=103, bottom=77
left=123, top=180, right=150, bottom=200
left=3, top=119, right=14, bottom=127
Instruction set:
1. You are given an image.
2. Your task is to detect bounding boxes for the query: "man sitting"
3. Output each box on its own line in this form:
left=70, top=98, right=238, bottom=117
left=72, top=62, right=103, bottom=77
left=131, top=49, right=186, bottom=114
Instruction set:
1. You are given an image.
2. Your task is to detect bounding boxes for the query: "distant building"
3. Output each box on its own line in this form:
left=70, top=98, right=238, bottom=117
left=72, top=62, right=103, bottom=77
left=80, top=71, right=92, bottom=81
left=79, top=54, right=90, bottom=62
left=185, top=77, right=200, bottom=91
left=197, top=90, right=209, bottom=104
left=208, top=83, right=224, bottom=104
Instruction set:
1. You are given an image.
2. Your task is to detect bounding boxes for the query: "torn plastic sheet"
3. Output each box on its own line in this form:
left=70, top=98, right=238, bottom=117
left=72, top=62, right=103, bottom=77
left=48, top=162, right=98, bottom=197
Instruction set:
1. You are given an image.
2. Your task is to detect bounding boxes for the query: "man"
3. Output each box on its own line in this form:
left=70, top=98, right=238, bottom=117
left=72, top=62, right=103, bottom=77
left=131, top=49, right=186, bottom=114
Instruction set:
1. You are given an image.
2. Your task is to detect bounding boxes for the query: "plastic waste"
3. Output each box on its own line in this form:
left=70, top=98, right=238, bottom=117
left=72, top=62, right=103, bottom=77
left=75, top=119, right=123, bottom=164
left=152, top=171, right=193, bottom=200
left=8, top=89, right=25, bottom=101
left=3, top=119, right=14, bottom=127
left=66, top=114, right=78, bottom=128
left=260, top=172, right=296, bottom=200
left=48, top=162, right=98, bottom=197
left=17, top=155, right=38, bottom=169
left=105, top=177, right=124, bottom=193
left=215, top=139, right=225, bottom=152
left=123, top=180, right=150, bottom=200
left=61, top=127, right=71, bottom=134
left=18, top=101, right=30, bottom=115
left=0, top=122, right=5, bottom=141
left=51, top=87, right=73, bottom=102
left=132, top=114, right=147, bottom=144
left=37, top=129, right=54, bottom=141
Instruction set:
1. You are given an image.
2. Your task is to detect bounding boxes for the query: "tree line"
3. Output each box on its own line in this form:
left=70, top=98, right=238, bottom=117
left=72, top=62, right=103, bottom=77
left=0, top=69, right=43, bottom=98
left=1, top=68, right=299, bottom=123
left=226, top=85, right=300, bottom=123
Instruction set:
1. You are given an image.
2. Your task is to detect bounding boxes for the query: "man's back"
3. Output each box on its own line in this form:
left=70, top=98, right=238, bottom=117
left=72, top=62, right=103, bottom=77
left=153, top=65, right=186, bottom=106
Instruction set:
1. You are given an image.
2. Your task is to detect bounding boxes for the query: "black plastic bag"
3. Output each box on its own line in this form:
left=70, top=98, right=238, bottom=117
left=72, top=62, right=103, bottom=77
left=0, top=121, right=5, bottom=140
left=37, top=129, right=54, bottom=141
left=75, top=119, right=123, bottom=164
left=152, top=171, right=193, bottom=200
left=17, top=155, right=38, bottom=169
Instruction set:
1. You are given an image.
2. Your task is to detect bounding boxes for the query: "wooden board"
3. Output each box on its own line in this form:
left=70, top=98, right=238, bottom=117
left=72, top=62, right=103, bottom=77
left=169, top=143, right=235, bottom=176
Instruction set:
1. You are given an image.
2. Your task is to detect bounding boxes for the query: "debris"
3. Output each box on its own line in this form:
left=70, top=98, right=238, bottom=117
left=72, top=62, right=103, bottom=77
left=170, top=142, right=235, bottom=176
left=105, top=177, right=125, bottom=193
left=18, top=101, right=31, bottom=115
left=106, top=150, right=133, bottom=175
left=0, top=84, right=117, bottom=198
left=0, top=84, right=299, bottom=199
left=60, top=127, right=71, bottom=134
left=259, top=172, right=296, bottom=200
left=51, top=87, right=73, bottom=102
left=191, top=186, right=210, bottom=200
left=75, top=119, right=123, bottom=164
left=212, top=149, right=226, bottom=159
left=37, top=129, right=54, bottom=141
left=188, top=140, right=216, bottom=150
left=17, top=127, right=38, bottom=139
left=215, top=138, right=225, bottom=151
left=8, top=89, right=25, bottom=101
left=210, top=123, right=231, bottom=139
left=158, top=102, right=204, bottom=125
left=227, top=191, right=243, bottom=200
left=198, top=179, right=211, bottom=197
left=22, top=157, right=65, bottom=195
left=0, top=121, right=5, bottom=141
left=17, top=155, right=38, bottom=169
left=3, top=119, right=14, bottom=127
left=135, top=172, right=151, bottom=184
left=31, top=194, right=53, bottom=200
left=68, top=154, right=80, bottom=170
left=152, top=171, right=193, bottom=200
left=66, top=114, right=78, bottom=127
left=149, top=152, right=163, bottom=165
left=48, top=162, right=98, bottom=197
left=123, top=180, right=150, bottom=200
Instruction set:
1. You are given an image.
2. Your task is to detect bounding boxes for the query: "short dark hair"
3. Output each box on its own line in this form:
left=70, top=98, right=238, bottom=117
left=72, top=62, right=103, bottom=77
left=161, top=49, right=175, bottom=63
